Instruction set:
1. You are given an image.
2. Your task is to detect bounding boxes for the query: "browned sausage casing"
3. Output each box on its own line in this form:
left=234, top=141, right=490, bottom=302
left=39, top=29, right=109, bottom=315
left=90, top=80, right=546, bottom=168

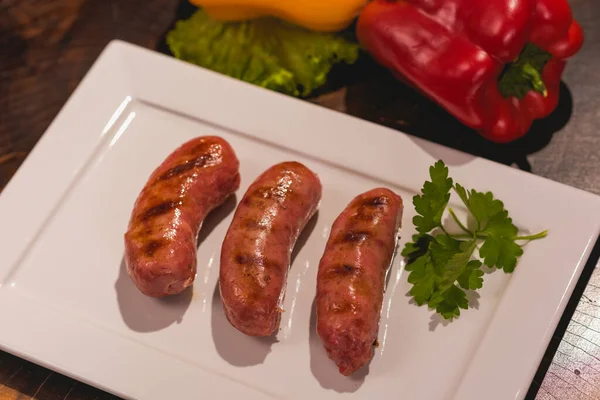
left=220, top=162, right=322, bottom=336
left=124, top=136, right=240, bottom=298
left=316, top=188, right=403, bottom=376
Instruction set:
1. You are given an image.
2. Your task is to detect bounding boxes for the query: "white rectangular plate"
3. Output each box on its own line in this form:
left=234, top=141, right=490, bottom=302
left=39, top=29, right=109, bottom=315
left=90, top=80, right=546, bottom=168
left=1, top=40, right=599, bottom=400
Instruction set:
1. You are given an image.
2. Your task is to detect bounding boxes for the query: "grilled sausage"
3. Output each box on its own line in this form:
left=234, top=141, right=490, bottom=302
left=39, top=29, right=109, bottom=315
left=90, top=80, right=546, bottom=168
left=220, top=162, right=322, bottom=336
left=124, top=136, right=240, bottom=298
left=316, top=188, right=403, bottom=375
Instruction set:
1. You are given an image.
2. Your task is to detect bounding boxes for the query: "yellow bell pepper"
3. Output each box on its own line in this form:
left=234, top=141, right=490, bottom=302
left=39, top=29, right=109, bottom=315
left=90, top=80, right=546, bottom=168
left=189, top=0, right=368, bottom=32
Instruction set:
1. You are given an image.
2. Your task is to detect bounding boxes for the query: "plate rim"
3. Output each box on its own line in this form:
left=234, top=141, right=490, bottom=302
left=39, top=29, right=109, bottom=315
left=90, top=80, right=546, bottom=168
left=0, top=39, right=598, bottom=400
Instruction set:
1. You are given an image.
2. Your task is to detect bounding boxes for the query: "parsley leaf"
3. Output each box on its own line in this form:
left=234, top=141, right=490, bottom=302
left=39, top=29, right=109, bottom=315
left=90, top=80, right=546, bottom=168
left=453, top=185, right=504, bottom=231
left=406, top=255, right=436, bottom=306
left=401, top=234, right=477, bottom=318
left=404, top=234, right=436, bottom=305
left=480, top=236, right=523, bottom=272
left=479, top=210, right=523, bottom=272
left=457, top=260, right=484, bottom=290
left=483, top=210, right=518, bottom=238
left=413, top=160, right=453, bottom=233
left=403, top=160, right=547, bottom=321
left=436, top=240, right=477, bottom=291
left=430, top=235, right=461, bottom=273
left=453, top=187, right=524, bottom=272
left=401, top=234, right=434, bottom=264
left=432, top=285, right=469, bottom=320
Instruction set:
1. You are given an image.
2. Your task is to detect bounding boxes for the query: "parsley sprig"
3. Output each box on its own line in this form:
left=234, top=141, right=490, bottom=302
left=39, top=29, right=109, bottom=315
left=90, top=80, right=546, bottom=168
left=402, top=160, right=547, bottom=320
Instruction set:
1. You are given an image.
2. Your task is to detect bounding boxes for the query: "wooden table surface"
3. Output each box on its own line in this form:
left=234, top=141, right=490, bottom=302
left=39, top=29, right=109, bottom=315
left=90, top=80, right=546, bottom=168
left=1, top=0, right=599, bottom=399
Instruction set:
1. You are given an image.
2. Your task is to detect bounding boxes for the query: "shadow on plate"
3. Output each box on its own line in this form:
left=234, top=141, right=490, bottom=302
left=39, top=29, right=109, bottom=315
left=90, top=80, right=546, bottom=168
left=429, top=313, right=452, bottom=332
left=115, top=195, right=237, bottom=332
left=308, top=299, right=368, bottom=393
left=428, top=291, right=480, bottom=332
left=211, top=284, right=278, bottom=367
left=115, top=258, right=193, bottom=332
left=197, top=195, right=238, bottom=247
left=291, top=211, right=320, bottom=265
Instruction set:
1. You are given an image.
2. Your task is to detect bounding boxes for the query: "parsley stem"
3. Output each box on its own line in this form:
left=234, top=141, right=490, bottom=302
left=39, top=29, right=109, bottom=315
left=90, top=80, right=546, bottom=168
left=454, top=234, right=488, bottom=240
left=448, top=208, right=473, bottom=236
left=514, top=230, right=548, bottom=241
left=452, top=230, right=549, bottom=241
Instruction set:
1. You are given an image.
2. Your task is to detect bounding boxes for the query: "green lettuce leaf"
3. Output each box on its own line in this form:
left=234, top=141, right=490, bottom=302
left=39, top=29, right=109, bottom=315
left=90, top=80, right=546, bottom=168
left=166, top=10, right=359, bottom=97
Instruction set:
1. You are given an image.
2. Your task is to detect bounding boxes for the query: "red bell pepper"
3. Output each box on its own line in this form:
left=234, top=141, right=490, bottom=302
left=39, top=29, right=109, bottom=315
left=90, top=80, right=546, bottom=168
left=356, top=0, right=584, bottom=143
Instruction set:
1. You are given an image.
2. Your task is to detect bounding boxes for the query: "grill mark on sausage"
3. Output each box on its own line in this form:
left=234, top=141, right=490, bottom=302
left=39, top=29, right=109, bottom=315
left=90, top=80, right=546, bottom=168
left=324, top=265, right=373, bottom=297
left=353, top=207, right=378, bottom=221
left=234, top=253, right=280, bottom=271
left=340, top=231, right=371, bottom=243
left=352, top=196, right=390, bottom=221
left=242, top=177, right=298, bottom=208
left=143, top=239, right=164, bottom=256
left=158, top=155, right=212, bottom=181
left=240, top=218, right=269, bottom=231
left=139, top=201, right=179, bottom=222
left=328, top=264, right=358, bottom=276
left=336, top=230, right=387, bottom=250
left=241, top=195, right=257, bottom=208
left=235, top=253, right=254, bottom=265
left=343, top=264, right=356, bottom=273
left=241, top=187, right=270, bottom=208
left=255, top=185, right=292, bottom=201
left=157, top=142, right=222, bottom=182
left=363, top=196, right=389, bottom=207
left=234, top=253, right=280, bottom=289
